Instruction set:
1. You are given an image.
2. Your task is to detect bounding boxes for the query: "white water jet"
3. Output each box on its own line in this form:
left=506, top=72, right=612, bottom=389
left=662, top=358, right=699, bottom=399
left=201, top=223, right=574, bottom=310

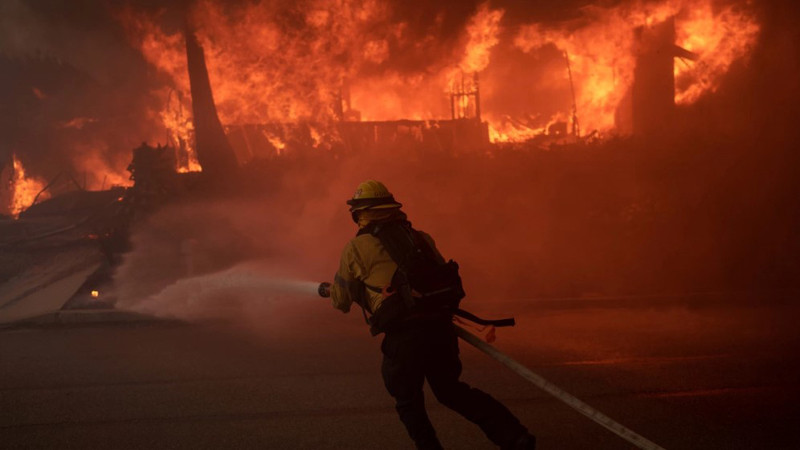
left=119, top=260, right=321, bottom=322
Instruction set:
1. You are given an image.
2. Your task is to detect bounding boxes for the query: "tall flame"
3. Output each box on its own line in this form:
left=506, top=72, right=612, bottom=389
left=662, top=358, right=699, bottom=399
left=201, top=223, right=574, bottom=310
left=120, top=0, right=759, bottom=149
left=460, top=3, right=504, bottom=74
left=161, top=89, right=201, bottom=173
left=8, top=155, right=49, bottom=218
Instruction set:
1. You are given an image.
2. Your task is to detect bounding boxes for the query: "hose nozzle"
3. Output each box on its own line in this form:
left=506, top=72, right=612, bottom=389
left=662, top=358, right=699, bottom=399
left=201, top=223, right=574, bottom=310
left=318, top=282, right=331, bottom=298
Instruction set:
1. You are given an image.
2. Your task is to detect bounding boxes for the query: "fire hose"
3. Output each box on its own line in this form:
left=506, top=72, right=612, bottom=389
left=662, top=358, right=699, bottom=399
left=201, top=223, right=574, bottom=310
left=318, top=281, right=667, bottom=450
left=454, top=325, right=667, bottom=450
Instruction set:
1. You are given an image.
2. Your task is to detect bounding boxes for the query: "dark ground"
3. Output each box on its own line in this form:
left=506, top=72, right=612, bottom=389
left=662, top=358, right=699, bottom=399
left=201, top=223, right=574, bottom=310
left=1, top=291, right=799, bottom=449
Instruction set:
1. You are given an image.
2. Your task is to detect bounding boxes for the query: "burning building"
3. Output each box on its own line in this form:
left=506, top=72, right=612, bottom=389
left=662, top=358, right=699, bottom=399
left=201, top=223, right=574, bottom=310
left=3, top=0, right=791, bottom=325
left=3, top=5, right=800, bottom=450
left=0, top=0, right=763, bottom=201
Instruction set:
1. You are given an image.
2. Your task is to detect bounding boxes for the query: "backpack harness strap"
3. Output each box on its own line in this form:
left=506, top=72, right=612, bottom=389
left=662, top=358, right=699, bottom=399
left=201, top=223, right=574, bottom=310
left=355, top=219, right=515, bottom=334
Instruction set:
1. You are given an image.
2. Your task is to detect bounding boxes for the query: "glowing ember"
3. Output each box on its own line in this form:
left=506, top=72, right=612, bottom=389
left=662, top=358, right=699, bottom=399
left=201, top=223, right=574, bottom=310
left=8, top=155, right=49, bottom=218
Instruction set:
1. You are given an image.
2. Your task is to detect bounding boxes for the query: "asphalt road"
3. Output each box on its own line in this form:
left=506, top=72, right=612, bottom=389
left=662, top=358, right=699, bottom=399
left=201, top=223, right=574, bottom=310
left=1, top=292, right=799, bottom=449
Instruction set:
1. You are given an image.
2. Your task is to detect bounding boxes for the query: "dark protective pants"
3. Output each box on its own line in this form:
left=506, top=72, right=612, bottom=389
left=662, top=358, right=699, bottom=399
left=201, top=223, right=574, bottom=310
left=381, top=321, right=528, bottom=450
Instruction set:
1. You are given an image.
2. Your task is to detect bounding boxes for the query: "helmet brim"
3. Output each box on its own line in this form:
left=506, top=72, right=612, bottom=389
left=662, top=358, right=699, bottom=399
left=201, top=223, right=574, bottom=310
left=347, top=196, right=402, bottom=212
left=352, top=202, right=402, bottom=212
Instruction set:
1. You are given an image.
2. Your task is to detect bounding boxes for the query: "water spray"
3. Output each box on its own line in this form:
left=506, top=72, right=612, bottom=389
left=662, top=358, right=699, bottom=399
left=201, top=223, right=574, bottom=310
left=120, top=262, right=322, bottom=321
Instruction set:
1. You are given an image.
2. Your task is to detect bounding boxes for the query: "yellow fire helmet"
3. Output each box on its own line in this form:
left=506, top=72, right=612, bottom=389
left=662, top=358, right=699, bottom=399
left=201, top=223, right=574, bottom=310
left=346, top=180, right=403, bottom=213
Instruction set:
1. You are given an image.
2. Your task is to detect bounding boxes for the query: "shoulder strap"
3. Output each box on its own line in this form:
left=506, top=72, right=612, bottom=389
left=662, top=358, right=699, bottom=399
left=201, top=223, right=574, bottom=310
left=373, top=221, right=420, bottom=308
left=363, top=220, right=435, bottom=271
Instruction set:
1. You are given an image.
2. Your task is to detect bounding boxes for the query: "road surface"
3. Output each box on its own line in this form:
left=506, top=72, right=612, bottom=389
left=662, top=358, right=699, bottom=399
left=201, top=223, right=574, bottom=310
left=1, top=291, right=799, bottom=449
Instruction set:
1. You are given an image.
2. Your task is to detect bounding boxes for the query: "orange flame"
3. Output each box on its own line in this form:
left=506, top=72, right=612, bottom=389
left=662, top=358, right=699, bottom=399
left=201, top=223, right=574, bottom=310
left=120, top=0, right=759, bottom=148
left=160, top=91, right=202, bottom=172
left=8, top=155, right=49, bottom=218
left=514, top=0, right=759, bottom=136
left=264, top=132, right=286, bottom=156
left=674, top=2, right=760, bottom=104
left=460, top=3, right=504, bottom=74
left=488, top=113, right=569, bottom=144
left=122, top=1, right=390, bottom=124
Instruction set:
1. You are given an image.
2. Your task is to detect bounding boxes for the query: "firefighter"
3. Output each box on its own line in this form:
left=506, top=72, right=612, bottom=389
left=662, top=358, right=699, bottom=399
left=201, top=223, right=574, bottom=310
left=322, top=180, right=536, bottom=450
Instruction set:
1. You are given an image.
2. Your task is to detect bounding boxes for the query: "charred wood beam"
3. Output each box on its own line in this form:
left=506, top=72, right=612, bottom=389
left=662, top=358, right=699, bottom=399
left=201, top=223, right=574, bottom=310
left=674, top=45, right=699, bottom=61
left=184, top=27, right=239, bottom=177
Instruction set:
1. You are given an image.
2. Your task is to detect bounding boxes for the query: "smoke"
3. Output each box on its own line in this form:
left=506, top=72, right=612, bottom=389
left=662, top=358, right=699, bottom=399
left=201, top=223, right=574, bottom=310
left=114, top=120, right=800, bottom=320
left=110, top=192, right=348, bottom=334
